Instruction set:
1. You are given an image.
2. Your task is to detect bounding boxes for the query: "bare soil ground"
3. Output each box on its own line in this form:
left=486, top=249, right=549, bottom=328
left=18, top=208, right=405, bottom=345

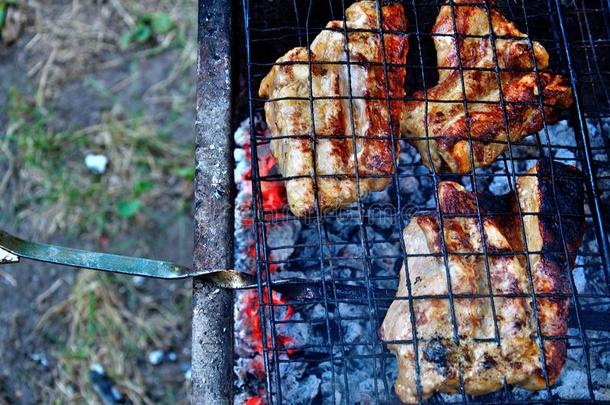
left=0, top=1, right=196, bottom=403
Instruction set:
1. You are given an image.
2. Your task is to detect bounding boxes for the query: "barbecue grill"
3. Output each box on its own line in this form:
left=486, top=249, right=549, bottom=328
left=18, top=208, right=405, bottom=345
left=1, top=0, right=608, bottom=403
left=197, top=0, right=610, bottom=403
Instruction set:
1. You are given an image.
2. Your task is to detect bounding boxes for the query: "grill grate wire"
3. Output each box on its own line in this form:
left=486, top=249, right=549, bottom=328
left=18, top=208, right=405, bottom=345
left=241, top=0, right=610, bottom=403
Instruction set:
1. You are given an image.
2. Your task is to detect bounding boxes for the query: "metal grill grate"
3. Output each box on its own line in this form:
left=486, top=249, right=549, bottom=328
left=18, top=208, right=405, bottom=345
left=240, top=0, right=610, bottom=403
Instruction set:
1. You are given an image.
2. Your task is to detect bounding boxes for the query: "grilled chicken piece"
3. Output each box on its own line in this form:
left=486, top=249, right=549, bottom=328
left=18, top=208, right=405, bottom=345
left=381, top=160, right=584, bottom=403
left=402, top=0, right=573, bottom=173
left=259, top=1, right=408, bottom=216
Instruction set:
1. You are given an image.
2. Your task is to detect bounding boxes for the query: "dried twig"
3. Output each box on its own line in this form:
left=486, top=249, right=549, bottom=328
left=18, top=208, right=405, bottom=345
left=36, top=278, right=65, bottom=308
left=0, top=270, right=17, bottom=287
left=35, top=46, right=57, bottom=107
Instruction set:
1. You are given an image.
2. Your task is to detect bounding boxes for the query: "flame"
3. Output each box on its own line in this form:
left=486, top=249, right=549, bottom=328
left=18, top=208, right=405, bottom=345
left=241, top=288, right=296, bottom=355
left=241, top=136, right=287, bottom=217
left=238, top=123, right=294, bottom=404
left=237, top=286, right=296, bottom=404
left=244, top=395, right=265, bottom=405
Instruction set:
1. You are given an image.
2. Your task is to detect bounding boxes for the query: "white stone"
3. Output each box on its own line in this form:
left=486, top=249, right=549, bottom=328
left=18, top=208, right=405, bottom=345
left=85, top=154, right=109, bottom=174
left=148, top=350, right=164, bottom=365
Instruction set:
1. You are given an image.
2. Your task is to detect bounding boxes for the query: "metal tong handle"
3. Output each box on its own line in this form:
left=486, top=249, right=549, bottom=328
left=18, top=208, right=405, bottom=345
left=0, top=229, right=257, bottom=288
left=2, top=230, right=610, bottom=331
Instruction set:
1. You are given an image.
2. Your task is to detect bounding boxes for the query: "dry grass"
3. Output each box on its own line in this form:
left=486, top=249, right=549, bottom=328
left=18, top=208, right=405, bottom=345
left=0, top=0, right=197, bottom=403
left=36, top=272, right=191, bottom=404
left=21, top=0, right=196, bottom=105
left=1, top=0, right=198, bottom=223
left=3, top=0, right=198, bottom=238
left=4, top=90, right=193, bottom=238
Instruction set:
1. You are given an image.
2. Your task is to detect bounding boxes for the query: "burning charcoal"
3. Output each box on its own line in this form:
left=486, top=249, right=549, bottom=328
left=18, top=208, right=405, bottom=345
left=264, top=221, right=302, bottom=266
left=554, top=369, right=591, bottom=400
left=398, top=142, right=420, bottom=166
left=399, top=176, right=419, bottom=196
left=276, top=312, right=310, bottom=350
left=320, top=376, right=340, bottom=404
left=591, top=368, right=610, bottom=395
left=274, top=361, right=321, bottom=403
left=342, top=318, right=363, bottom=345
left=598, top=341, right=610, bottom=371
left=373, top=267, right=400, bottom=291
left=573, top=265, right=587, bottom=293
left=232, top=100, right=610, bottom=402
left=324, top=216, right=361, bottom=244
left=541, top=120, right=578, bottom=159
left=369, top=241, right=401, bottom=276
left=334, top=245, right=367, bottom=275
left=338, top=303, right=386, bottom=352
left=365, top=203, right=399, bottom=233
left=281, top=374, right=321, bottom=403
left=310, top=304, right=327, bottom=321
left=357, top=377, right=391, bottom=403
left=348, top=369, right=379, bottom=403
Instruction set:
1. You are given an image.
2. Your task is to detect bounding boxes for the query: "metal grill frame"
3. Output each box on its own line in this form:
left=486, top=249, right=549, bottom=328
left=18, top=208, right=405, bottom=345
left=239, top=0, right=610, bottom=404
left=193, top=0, right=235, bottom=402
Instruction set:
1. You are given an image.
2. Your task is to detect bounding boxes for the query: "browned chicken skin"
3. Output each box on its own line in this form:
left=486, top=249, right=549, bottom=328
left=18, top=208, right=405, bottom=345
left=381, top=160, right=584, bottom=402
left=402, top=0, right=574, bottom=173
left=259, top=1, right=408, bottom=216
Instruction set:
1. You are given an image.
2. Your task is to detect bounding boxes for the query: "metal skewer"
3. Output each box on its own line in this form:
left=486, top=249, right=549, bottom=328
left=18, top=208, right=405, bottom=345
left=0, top=228, right=255, bottom=287
left=2, top=228, right=609, bottom=331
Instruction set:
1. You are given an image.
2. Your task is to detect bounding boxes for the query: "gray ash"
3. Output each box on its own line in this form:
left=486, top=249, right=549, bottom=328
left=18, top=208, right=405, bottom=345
left=233, top=115, right=610, bottom=404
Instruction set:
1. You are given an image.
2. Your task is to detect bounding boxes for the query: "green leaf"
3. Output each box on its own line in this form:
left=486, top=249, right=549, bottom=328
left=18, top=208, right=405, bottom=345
left=0, top=5, right=7, bottom=31
left=151, top=13, right=173, bottom=34
left=173, top=166, right=194, bottom=179
left=118, top=31, right=132, bottom=50
left=133, top=180, right=154, bottom=196
left=116, top=199, right=142, bottom=218
left=134, top=23, right=152, bottom=43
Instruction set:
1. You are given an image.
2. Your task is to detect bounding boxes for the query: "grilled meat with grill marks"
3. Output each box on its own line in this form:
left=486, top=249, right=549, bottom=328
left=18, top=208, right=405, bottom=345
left=380, top=160, right=584, bottom=402
left=402, top=0, right=573, bottom=173
left=259, top=1, right=408, bottom=216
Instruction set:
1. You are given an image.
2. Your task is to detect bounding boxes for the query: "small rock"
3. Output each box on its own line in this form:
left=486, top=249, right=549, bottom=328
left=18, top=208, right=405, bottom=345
left=31, top=353, right=48, bottom=367
left=148, top=350, right=164, bottom=365
left=85, top=154, right=109, bottom=174
left=131, top=276, right=145, bottom=286
left=91, top=363, right=104, bottom=374
left=90, top=363, right=125, bottom=404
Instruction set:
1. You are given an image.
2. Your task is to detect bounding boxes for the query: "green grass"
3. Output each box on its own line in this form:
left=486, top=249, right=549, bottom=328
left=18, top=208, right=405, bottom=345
left=0, top=1, right=196, bottom=403
left=35, top=270, right=192, bottom=404
left=4, top=88, right=194, bottom=403
left=5, top=88, right=194, bottom=239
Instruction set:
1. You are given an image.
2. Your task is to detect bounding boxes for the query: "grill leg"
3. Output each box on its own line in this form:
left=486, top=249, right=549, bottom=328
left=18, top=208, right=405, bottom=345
left=193, top=0, right=234, bottom=402
left=192, top=281, right=234, bottom=402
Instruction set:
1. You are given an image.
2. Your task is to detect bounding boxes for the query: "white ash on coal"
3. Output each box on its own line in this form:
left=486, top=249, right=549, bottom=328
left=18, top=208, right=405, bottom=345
left=233, top=117, right=311, bottom=405
left=233, top=115, right=610, bottom=403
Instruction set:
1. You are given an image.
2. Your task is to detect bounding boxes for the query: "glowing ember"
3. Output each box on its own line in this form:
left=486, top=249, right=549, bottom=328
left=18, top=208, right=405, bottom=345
left=239, top=125, right=287, bottom=230
left=234, top=117, right=298, bottom=405
left=244, top=394, right=265, bottom=405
